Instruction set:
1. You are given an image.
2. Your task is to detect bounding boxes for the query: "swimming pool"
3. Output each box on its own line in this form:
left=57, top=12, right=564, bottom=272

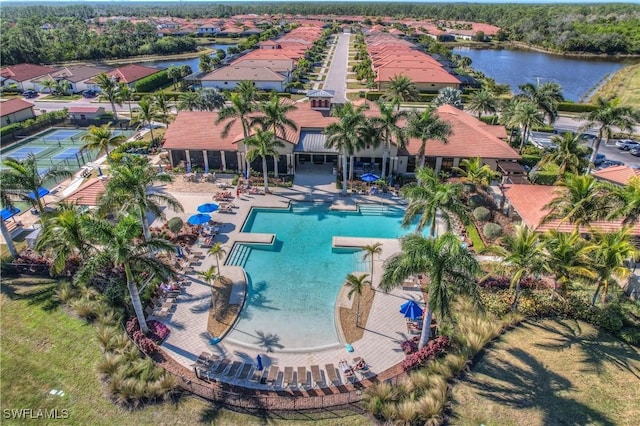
left=224, top=203, right=426, bottom=351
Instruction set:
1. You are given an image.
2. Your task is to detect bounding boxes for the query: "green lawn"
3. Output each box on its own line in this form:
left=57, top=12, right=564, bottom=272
left=0, top=277, right=369, bottom=425
left=590, top=63, right=640, bottom=109
left=450, top=319, right=640, bottom=426
left=43, top=94, right=82, bottom=101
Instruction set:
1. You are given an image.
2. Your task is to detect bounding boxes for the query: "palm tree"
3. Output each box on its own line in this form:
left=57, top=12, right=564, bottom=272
left=382, top=74, right=420, bottom=109
left=245, top=129, right=284, bottom=193
left=216, top=92, right=256, bottom=177
left=1, top=154, right=71, bottom=214
left=586, top=228, right=637, bottom=305
left=344, top=273, right=371, bottom=327
left=197, top=88, right=226, bottom=111
left=362, top=242, right=383, bottom=285
left=324, top=103, right=368, bottom=196
left=100, top=157, right=184, bottom=242
left=432, top=87, right=463, bottom=109
left=503, top=99, right=545, bottom=153
left=466, top=89, right=498, bottom=119
left=402, top=167, right=469, bottom=237
left=543, top=174, right=610, bottom=227
left=35, top=202, right=94, bottom=275
left=199, top=53, right=214, bottom=73
left=484, top=224, right=546, bottom=311
left=538, top=132, right=589, bottom=177
left=207, top=243, right=227, bottom=279
left=177, top=91, right=200, bottom=111
left=580, top=96, right=638, bottom=174
left=117, top=83, right=135, bottom=118
left=381, top=232, right=480, bottom=348
left=94, top=72, right=120, bottom=121
left=516, top=81, right=564, bottom=124
left=542, top=229, right=595, bottom=298
left=167, top=65, right=181, bottom=91
left=79, top=124, right=127, bottom=159
left=454, top=157, right=500, bottom=188
left=133, top=98, right=158, bottom=141
left=407, top=108, right=452, bottom=168
left=370, top=101, right=407, bottom=179
left=236, top=80, right=258, bottom=102
left=55, top=80, right=71, bottom=96
left=41, top=78, right=57, bottom=94
left=198, top=265, right=218, bottom=309
left=74, top=214, right=175, bottom=333
left=152, top=93, right=171, bottom=125
left=607, top=176, right=640, bottom=225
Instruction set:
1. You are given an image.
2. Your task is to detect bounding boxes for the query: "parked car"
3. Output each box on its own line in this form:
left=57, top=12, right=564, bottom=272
left=615, top=139, right=640, bottom=151
left=22, top=90, right=38, bottom=99
left=593, top=153, right=607, bottom=166
left=579, top=133, right=597, bottom=142
left=82, top=89, right=98, bottom=98
left=597, top=160, right=625, bottom=169
left=630, top=147, right=640, bottom=157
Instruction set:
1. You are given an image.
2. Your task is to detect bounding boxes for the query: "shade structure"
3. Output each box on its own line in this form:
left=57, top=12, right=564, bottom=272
left=197, top=203, right=219, bottom=213
left=27, top=187, right=49, bottom=200
left=256, top=354, right=263, bottom=371
left=400, top=300, right=424, bottom=320
left=360, top=173, right=380, bottom=183
left=187, top=213, right=211, bottom=225
left=0, top=206, right=20, bottom=221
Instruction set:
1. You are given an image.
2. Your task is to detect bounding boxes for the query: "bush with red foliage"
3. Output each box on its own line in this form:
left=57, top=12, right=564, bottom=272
left=401, top=339, right=418, bottom=354
left=148, top=320, right=170, bottom=343
left=125, top=317, right=159, bottom=354
left=402, top=336, right=450, bottom=371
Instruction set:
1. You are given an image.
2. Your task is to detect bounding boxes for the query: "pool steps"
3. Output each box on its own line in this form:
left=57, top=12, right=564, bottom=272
left=226, top=244, right=252, bottom=267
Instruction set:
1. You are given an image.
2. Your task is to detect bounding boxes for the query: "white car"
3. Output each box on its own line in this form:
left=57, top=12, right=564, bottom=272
left=615, top=139, right=640, bottom=151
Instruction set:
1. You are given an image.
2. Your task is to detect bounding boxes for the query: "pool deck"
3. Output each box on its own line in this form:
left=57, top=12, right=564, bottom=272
left=152, top=171, right=426, bottom=393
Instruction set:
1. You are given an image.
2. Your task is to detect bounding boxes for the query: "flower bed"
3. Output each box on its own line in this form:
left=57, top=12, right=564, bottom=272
left=402, top=335, right=450, bottom=371
left=125, top=317, right=160, bottom=354
left=148, top=320, right=170, bottom=343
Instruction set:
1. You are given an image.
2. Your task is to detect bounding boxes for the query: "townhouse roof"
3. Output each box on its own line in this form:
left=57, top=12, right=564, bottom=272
left=375, top=67, right=461, bottom=85
left=200, top=66, right=286, bottom=82
left=592, top=165, right=640, bottom=186
left=106, top=64, right=161, bottom=84
left=63, top=178, right=106, bottom=207
left=37, top=65, right=113, bottom=83
left=0, top=63, right=60, bottom=82
left=0, top=98, right=35, bottom=116
left=231, top=58, right=295, bottom=73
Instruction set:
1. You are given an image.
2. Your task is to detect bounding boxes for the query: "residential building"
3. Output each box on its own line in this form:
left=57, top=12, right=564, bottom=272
left=0, top=99, right=36, bottom=126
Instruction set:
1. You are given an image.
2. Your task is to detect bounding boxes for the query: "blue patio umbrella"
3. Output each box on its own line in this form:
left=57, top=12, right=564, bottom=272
left=256, top=354, right=263, bottom=371
left=27, top=187, right=49, bottom=200
left=187, top=213, right=211, bottom=226
left=360, top=173, right=380, bottom=183
left=197, top=203, right=219, bottom=213
left=400, top=300, right=424, bottom=320
left=0, top=206, right=20, bottom=221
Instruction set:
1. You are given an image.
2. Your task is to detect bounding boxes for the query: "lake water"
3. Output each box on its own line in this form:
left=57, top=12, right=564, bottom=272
left=142, top=44, right=235, bottom=72
left=452, top=47, right=632, bottom=102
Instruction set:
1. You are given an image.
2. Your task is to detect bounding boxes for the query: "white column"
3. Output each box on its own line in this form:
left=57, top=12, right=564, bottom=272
left=168, top=150, right=174, bottom=168
left=185, top=150, right=191, bottom=165
left=452, top=158, right=460, bottom=169
left=238, top=152, right=245, bottom=172
left=203, top=150, right=209, bottom=172
left=220, top=151, right=227, bottom=171
left=273, top=157, right=279, bottom=178
left=435, top=157, right=443, bottom=172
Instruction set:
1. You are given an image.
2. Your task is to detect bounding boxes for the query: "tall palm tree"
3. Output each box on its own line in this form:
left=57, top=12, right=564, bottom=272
left=55, top=80, right=71, bottom=96
left=543, top=174, right=610, bottom=227
left=402, top=167, right=468, bottom=237
left=542, top=229, right=595, bottom=298
left=516, top=81, right=564, bottom=124
left=345, top=273, right=371, bottom=327
left=586, top=228, right=637, bottom=305
left=207, top=243, right=227, bottom=279
left=100, top=157, right=184, bottom=242
left=466, top=89, right=498, bottom=119
left=245, top=129, right=284, bottom=193
left=485, top=224, right=546, bottom=311
left=454, top=157, right=500, bottom=188
left=35, top=202, right=94, bottom=275
left=370, top=101, right=407, bottom=179
left=381, top=232, right=480, bottom=348
left=216, top=92, right=256, bottom=177
left=198, top=265, right=218, bottom=309
left=152, top=93, right=172, bottom=126
left=382, top=74, right=420, bottom=109
left=324, top=103, right=368, bottom=196
left=79, top=124, right=127, bottom=159
left=167, top=65, right=181, bottom=91
left=251, top=94, right=298, bottom=177
left=503, top=99, right=545, bottom=153
left=607, top=176, right=640, bottom=225
left=407, top=108, right=452, bottom=168
left=133, top=98, right=158, bottom=141
left=538, top=132, right=589, bottom=177
left=1, top=154, right=71, bottom=214
left=74, top=214, right=175, bottom=333
left=41, top=78, right=57, bottom=94
left=580, top=96, right=638, bottom=174
left=177, top=91, right=200, bottom=111
left=94, top=72, right=120, bottom=121
left=236, top=80, right=257, bottom=102
left=197, top=88, right=226, bottom=111
left=362, top=242, right=383, bottom=285
left=117, top=83, right=135, bottom=118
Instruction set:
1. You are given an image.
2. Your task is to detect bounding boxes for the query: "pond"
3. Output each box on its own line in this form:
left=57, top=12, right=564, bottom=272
left=141, top=44, right=236, bottom=72
left=452, top=47, right=634, bottom=102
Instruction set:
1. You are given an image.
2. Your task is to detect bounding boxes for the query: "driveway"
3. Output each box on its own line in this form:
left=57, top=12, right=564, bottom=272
left=323, top=32, right=350, bottom=104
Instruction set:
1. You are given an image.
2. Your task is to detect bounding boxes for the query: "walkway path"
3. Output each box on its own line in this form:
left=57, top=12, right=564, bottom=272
left=322, top=32, right=351, bottom=104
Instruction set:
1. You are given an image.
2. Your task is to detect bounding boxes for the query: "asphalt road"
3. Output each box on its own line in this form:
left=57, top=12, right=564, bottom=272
left=322, top=32, right=350, bottom=104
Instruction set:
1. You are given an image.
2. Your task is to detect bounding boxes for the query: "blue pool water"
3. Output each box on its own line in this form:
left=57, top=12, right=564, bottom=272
left=224, top=203, right=424, bottom=351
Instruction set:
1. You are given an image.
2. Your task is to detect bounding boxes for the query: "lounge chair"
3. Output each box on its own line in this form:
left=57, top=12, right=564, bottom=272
left=297, top=367, right=308, bottom=388
left=353, top=357, right=369, bottom=372
left=283, top=366, right=294, bottom=388
left=310, top=365, right=324, bottom=388
left=193, top=351, right=212, bottom=368
left=250, top=368, right=265, bottom=384
left=238, top=363, right=253, bottom=380
left=325, top=363, right=339, bottom=385
left=266, top=366, right=279, bottom=386
left=213, top=358, right=231, bottom=374
left=225, top=361, right=242, bottom=377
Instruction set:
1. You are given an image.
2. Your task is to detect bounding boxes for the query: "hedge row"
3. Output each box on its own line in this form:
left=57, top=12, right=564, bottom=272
left=558, top=102, right=598, bottom=113
left=134, top=70, right=171, bottom=92
left=0, top=109, right=68, bottom=137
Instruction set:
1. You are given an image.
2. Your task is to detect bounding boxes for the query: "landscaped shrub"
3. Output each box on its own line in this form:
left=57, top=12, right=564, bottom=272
left=473, top=206, right=491, bottom=221
left=72, top=297, right=100, bottom=322
left=467, top=194, right=486, bottom=208
left=402, top=335, right=450, bottom=371
left=520, top=154, right=542, bottom=168
left=483, top=222, right=502, bottom=240
left=125, top=317, right=159, bottom=354
left=134, top=70, right=171, bottom=92
left=530, top=170, right=560, bottom=185
left=147, top=320, right=170, bottom=343
left=401, top=339, right=418, bottom=354
left=558, top=102, right=597, bottom=113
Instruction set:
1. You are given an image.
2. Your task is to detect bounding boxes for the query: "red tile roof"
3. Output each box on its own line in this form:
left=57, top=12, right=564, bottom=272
left=0, top=63, right=59, bottom=82
left=376, top=67, right=461, bottom=85
left=63, top=178, right=106, bottom=207
left=0, top=99, right=35, bottom=116
left=107, top=64, right=161, bottom=84
left=592, top=165, right=640, bottom=186
left=502, top=184, right=640, bottom=236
